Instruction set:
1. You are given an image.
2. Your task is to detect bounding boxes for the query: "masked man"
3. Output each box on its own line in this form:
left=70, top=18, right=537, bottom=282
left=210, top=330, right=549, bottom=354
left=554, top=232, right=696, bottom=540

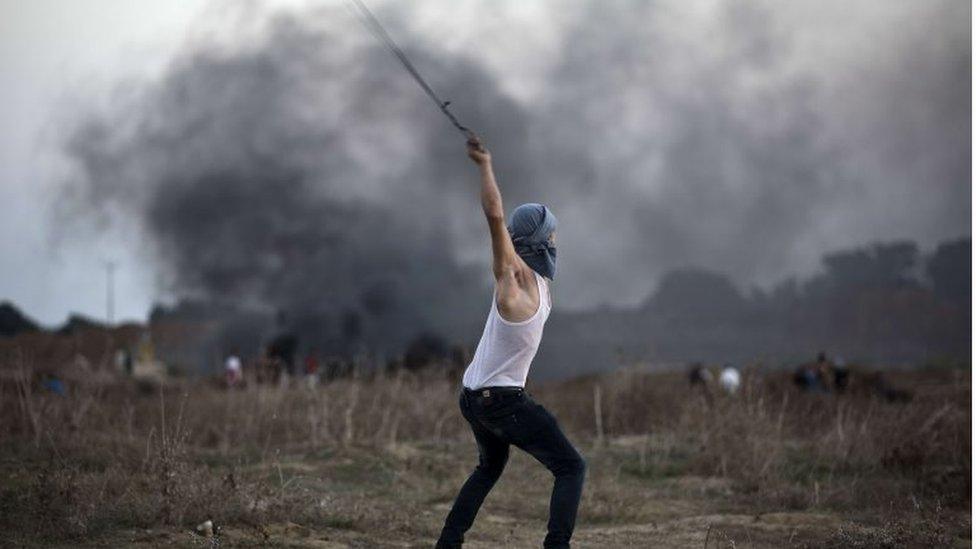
left=436, top=137, right=586, bottom=549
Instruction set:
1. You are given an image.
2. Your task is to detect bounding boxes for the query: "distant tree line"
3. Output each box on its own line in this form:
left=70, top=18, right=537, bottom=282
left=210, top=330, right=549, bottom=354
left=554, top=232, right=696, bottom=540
left=1, top=238, right=967, bottom=380
left=536, top=237, right=970, bottom=378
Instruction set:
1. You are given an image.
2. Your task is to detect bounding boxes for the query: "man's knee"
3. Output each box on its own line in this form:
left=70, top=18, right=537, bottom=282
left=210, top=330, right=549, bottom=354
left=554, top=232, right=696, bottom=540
left=551, top=452, right=586, bottom=479
left=476, top=461, right=505, bottom=481
left=477, top=451, right=509, bottom=480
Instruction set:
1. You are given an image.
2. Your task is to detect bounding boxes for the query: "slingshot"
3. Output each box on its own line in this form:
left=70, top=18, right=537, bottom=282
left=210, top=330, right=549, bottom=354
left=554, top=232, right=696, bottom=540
left=349, top=0, right=479, bottom=144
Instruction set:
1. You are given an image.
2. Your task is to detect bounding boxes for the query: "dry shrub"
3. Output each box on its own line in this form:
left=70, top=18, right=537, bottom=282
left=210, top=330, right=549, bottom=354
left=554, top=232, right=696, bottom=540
left=0, top=360, right=470, bottom=543
left=541, top=366, right=969, bottom=515
left=683, top=381, right=790, bottom=487
left=813, top=499, right=967, bottom=548
left=0, top=355, right=969, bottom=544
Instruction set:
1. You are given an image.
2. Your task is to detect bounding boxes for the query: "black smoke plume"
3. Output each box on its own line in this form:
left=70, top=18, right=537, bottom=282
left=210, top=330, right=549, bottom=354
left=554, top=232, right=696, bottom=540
left=58, top=1, right=969, bottom=364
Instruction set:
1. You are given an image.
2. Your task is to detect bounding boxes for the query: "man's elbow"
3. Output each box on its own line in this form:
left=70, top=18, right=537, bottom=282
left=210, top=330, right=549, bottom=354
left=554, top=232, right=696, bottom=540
left=484, top=210, right=505, bottom=224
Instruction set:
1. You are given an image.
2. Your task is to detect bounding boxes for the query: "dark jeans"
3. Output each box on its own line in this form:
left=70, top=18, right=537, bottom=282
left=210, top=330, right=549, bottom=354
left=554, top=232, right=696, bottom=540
left=436, top=388, right=586, bottom=549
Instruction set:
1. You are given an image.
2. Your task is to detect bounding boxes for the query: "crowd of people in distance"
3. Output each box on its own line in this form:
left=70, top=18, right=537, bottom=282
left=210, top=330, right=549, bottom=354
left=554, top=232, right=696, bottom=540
left=222, top=345, right=338, bottom=390
left=792, top=352, right=848, bottom=393
left=688, top=351, right=914, bottom=403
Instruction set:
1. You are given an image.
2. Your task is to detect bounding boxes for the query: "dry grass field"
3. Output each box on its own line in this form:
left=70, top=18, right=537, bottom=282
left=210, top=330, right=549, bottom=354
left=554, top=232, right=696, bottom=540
left=0, top=354, right=970, bottom=548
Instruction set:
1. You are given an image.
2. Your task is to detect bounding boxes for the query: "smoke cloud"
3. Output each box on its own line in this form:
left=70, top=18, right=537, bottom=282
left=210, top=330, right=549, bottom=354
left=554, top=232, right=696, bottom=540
left=58, top=1, right=969, bottom=354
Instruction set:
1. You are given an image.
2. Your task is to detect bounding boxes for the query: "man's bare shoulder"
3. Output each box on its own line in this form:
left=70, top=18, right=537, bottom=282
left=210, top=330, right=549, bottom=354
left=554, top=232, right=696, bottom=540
left=495, top=261, right=540, bottom=322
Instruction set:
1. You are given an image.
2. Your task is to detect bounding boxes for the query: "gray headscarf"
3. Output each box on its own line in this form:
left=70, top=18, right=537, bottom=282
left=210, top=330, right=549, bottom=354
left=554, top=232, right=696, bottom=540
left=508, top=203, right=558, bottom=280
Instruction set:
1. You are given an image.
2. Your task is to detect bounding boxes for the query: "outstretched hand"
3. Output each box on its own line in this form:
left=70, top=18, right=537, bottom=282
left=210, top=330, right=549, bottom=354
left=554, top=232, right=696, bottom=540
left=467, top=136, right=491, bottom=166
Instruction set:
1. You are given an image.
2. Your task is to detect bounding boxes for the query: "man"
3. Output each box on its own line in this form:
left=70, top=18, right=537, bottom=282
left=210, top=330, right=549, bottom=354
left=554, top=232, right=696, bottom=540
left=224, top=349, right=243, bottom=388
left=304, top=349, right=320, bottom=389
left=267, top=324, right=298, bottom=386
left=435, top=137, right=586, bottom=549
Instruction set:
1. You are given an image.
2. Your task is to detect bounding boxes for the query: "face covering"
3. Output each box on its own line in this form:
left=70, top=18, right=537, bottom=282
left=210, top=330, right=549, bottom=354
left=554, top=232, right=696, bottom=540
left=508, top=203, right=558, bottom=280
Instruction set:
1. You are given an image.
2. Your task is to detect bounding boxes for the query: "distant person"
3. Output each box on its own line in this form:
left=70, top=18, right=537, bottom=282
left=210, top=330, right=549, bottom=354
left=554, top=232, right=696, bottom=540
left=688, top=362, right=711, bottom=385
left=258, top=348, right=276, bottom=384
left=793, top=351, right=832, bottom=393
left=267, top=331, right=299, bottom=385
left=304, top=351, right=320, bottom=389
left=687, top=362, right=714, bottom=404
left=815, top=352, right=831, bottom=376
left=40, top=372, right=65, bottom=396
left=437, top=136, right=585, bottom=549
left=115, top=347, right=133, bottom=376
left=718, top=364, right=741, bottom=394
left=224, top=351, right=243, bottom=388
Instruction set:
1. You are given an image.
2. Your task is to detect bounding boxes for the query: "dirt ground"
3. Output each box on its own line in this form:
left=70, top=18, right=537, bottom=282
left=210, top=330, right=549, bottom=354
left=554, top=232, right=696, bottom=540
left=29, top=438, right=966, bottom=549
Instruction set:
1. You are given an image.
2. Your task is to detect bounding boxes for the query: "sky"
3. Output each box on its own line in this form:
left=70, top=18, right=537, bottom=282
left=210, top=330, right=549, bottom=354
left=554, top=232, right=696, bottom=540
left=0, top=1, right=300, bottom=325
left=0, top=0, right=557, bottom=326
left=0, top=0, right=970, bottom=327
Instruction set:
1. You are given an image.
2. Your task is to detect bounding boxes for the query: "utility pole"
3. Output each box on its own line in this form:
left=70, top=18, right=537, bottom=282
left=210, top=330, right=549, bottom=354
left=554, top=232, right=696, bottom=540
left=104, top=260, right=116, bottom=325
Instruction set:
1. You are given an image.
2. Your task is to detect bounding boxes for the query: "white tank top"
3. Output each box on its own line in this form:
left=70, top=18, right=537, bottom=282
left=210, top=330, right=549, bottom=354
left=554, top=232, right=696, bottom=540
left=462, top=272, right=552, bottom=389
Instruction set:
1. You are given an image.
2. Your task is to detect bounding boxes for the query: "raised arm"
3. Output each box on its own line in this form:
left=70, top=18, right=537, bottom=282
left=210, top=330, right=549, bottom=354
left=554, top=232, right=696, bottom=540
left=467, top=137, right=519, bottom=281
